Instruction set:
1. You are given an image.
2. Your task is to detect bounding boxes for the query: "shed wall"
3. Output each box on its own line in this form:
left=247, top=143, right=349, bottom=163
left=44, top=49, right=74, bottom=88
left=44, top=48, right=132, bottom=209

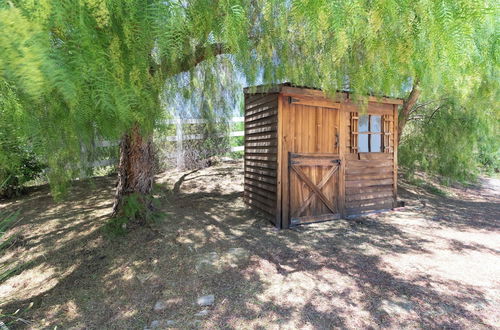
left=243, top=85, right=401, bottom=227
left=344, top=102, right=397, bottom=215
left=243, top=93, right=279, bottom=221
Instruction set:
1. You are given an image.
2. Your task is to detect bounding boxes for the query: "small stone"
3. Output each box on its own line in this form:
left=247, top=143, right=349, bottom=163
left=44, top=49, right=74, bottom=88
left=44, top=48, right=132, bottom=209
left=197, top=295, right=215, bottom=306
left=148, top=320, right=161, bottom=329
left=166, top=320, right=176, bottom=327
left=195, top=309, right=210, bottom=317
left=153, top=300, right=167, bottom=312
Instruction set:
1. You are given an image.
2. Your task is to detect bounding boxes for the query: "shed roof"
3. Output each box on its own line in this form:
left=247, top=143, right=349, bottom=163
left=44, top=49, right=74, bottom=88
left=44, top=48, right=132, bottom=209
left=244, top=82, right=403, bottom=105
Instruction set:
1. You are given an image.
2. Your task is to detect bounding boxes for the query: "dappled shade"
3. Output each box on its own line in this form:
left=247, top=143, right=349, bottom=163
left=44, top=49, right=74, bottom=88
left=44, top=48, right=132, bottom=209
left=1, top=162, right=499, bottom=328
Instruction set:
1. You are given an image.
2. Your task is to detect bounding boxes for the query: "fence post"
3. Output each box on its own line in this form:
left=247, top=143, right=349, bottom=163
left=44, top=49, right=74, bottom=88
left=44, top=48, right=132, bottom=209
left=92, top=117, right=245, bottom=171
left=175, top=117, right=184, bottom=169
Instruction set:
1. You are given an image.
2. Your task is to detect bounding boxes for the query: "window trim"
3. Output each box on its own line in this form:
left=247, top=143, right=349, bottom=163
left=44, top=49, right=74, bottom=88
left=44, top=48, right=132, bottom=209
left=358, top=114, right=383, bottom=153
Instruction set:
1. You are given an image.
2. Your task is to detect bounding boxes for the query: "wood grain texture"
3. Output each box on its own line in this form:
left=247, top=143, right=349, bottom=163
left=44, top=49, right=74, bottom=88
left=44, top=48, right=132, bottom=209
left=281, top=101, right=341, bottom=226
left=244, top=93, right=279, bottom=222
left=393, top=104, right=399, bottom=207
left=243, top=86, right=400, bottom=226
left=276, top=93, right=284, bottom=227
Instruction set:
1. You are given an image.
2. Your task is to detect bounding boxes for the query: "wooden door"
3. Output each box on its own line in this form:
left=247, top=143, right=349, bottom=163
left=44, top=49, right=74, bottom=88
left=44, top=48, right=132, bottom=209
left=289, top=153, right=341, bottom=225
left=281, top=100, right=342, bottom=226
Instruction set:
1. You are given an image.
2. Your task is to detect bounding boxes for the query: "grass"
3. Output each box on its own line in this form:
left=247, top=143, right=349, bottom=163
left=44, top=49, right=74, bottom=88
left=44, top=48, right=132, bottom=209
left=0, top=162, right=499, bottom=328
left=404, top=174, right=449, bottom=197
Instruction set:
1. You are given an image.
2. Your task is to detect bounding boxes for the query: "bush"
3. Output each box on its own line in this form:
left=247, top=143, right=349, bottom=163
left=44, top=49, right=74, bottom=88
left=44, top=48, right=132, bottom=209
left=0, top=81, right=45, bottom=198
left=399, top=98, right=499, bottom=182
left=0, top=146, right=44, bottom=198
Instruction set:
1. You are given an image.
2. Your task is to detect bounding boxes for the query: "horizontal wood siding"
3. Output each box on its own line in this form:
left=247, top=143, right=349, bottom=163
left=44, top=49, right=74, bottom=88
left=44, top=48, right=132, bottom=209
left=344, top=103, right=396, bottom=216
left=244, top=93, right=279, bottom=221
left=345, top=153, right=395, bottom=215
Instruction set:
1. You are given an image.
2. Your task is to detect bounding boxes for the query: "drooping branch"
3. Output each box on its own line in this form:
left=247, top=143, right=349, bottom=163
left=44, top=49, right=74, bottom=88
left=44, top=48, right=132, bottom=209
left=398, top=80, right=421, bottom=143
left=163, top=43, right=229, bottom=77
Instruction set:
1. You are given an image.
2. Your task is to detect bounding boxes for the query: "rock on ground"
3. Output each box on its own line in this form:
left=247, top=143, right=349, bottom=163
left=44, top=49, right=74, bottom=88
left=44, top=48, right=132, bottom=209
left=153, top=300, right=167, bottom=312
left=195, top=248, right=250, bottom=274
left=197, top=295, right=215, bottom=306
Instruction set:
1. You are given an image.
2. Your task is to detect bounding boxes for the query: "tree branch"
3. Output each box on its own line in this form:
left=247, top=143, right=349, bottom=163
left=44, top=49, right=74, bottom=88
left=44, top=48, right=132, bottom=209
left=426, top=105, right=443, bottom=124
left=398, top=79, right=421, bottom=143
left=164, top=43, right=229, bottom=77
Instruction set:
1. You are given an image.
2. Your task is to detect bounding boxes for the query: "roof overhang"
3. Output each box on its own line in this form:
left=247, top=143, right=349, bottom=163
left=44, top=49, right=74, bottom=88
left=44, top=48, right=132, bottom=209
left=244, top=83, right=404, bottom=105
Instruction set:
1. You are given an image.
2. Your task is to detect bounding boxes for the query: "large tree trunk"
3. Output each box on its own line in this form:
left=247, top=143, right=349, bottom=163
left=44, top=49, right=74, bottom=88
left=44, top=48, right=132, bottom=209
left=112, top=124, right=155, bottom=224
left=398, top=81, right=421, bottom=143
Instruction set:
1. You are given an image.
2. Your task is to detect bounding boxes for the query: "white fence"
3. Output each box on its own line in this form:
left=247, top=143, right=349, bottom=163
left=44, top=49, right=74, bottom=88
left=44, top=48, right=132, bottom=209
left=92, top=117, right=245, bottom=168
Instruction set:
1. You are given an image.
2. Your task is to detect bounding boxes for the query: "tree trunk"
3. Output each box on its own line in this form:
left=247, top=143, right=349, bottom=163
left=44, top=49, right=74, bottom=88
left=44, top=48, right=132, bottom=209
left=398, top=81, right=421, bottom=143
left=112, top=124, right=155, bottom=224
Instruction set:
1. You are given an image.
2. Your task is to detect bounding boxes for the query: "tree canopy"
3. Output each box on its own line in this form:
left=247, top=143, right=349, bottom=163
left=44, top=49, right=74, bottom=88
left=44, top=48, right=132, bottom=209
left=0, top=0, right=497, bottom=196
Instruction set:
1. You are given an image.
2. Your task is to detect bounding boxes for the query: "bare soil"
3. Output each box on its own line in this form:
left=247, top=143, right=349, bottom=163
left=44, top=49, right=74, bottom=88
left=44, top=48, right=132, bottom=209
left=0, top=161, right=499, bottom=329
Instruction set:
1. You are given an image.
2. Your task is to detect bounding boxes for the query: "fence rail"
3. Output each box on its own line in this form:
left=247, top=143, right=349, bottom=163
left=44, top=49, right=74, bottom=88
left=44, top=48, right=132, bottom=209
left=161, top=116, right=244, bottom=125
left=92, top=117, right=245, bottom=168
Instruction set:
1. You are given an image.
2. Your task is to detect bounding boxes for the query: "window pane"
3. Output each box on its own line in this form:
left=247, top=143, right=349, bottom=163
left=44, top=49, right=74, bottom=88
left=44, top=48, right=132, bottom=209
left=359, top=115, right=369, bottom=133
left=371, top=115, right=381, bottom=133
left=359, top=134, right=369, bottom=152
left=371, top=134, right=382, bottom=152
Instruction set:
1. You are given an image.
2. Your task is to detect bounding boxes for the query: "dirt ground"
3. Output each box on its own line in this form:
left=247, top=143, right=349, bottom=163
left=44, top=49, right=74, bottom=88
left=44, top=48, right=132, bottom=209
left=0, top=160, right=499, bottom=329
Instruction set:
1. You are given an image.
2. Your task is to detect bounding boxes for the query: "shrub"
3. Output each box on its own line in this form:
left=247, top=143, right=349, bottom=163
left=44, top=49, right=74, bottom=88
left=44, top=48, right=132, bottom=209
left=0, top=81, right=45, bottom=198
left=399, top=98, right=499, bottom=182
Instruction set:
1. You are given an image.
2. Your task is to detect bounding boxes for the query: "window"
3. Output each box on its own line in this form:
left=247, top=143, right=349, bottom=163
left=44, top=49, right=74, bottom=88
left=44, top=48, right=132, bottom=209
left=358, top=115, right=382, bottom=152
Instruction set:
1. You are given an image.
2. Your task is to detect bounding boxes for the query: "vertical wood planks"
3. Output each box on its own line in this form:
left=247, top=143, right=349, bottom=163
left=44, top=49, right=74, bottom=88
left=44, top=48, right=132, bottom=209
left=244, top=85, right=401, bottom=227
left=280, top=95, right=290, bottom=228
left=338, top=107, right=347, bottom=217
left=281, top=102, right=341, bottom=226
left=276, top=94, right=283, bottom=228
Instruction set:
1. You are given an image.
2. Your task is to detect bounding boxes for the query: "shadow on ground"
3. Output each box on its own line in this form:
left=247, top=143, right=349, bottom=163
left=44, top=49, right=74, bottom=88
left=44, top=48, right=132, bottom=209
left=0, top=163, right=498, bottom=329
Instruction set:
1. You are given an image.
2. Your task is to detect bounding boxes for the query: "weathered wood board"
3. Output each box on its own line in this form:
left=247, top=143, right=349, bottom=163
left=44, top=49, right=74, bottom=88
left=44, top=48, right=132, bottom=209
left=244, top=84, right=401, bottom=228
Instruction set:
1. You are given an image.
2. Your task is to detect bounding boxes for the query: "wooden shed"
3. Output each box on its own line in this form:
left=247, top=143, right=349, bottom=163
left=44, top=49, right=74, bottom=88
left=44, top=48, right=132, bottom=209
left=243, top=83, right=403, bottom=228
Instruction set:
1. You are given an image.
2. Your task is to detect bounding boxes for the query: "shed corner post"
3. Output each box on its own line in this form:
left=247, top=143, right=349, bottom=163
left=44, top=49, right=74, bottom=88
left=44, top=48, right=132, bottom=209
left=393, top=103, right=399, bottom=208
left=275, top=92, right=284, bottom=229
left=279, top=92, right=290, bottom=229
left=338, top=100, right=347, bottom=218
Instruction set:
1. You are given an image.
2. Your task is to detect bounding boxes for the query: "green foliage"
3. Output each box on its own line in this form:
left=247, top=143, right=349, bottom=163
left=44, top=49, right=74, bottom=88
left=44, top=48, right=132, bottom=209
left=228, top=151, right=244, bottom=159
left=405, top=176, right=448, bottom=197
left=105, top=194, right=147, bottom=235
left=400, top=96, right=499, bottom=182
left=0, top=0, right=497, bottom=193
left=104, top=193, right=164, bottom=235
left=0, top=81, right=45, bottom=198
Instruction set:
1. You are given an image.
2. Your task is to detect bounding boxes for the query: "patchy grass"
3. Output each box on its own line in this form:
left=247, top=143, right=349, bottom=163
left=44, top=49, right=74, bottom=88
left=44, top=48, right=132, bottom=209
left=404, top=174, right=449, bottom=197
left=0, top=161, right=499, bottom=329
